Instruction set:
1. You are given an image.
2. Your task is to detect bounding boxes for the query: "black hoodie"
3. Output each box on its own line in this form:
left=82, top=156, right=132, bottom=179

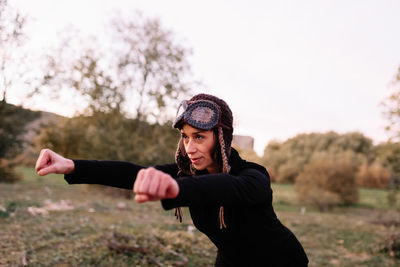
left=65, top=148, right=308, bottom=266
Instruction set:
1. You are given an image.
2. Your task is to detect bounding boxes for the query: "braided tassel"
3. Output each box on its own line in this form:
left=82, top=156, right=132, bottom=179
left=175, top=207, right=182, bottom=223
left=218, top=127, right=231, bottom=174
left=218, top=126, right=230, bottom=229
left=219, top=206, right=227, bottom=229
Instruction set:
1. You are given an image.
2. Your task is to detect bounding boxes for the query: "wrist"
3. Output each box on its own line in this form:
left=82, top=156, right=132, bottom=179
left=66, top=159, right=75, bottom=174
left=171, top=179, right=179, bottom=198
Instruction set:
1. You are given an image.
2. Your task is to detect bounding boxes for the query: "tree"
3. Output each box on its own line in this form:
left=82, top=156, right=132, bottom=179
left=0, top=0, right=41, bottom=182
left=381, top=66, right=400, bottom=208
left=36, top=13, right=192, bottom=191
left=35, top=114, right=179, bottom=165
left=0, top=0, right=35, bottom=102
left=110, top=13, right=193, bottom=122
left=42, top=13, right=193, bottom=121
left=383, top=65, right=400, bottom=141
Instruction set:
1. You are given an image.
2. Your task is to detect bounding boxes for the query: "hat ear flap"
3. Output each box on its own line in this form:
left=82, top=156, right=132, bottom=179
left=218, top=126, right=231, bottom=174
left=174, top=137, right=195, bottom=224
left=175, top=138, right=195, bottom=176
left=177, top=137, right=186, bottom=157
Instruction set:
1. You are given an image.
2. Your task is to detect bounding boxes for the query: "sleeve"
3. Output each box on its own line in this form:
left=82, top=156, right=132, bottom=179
left=64, top=159, right=145, bottom=189
left=161, top=168, right=272, bottom=210
left=64, top=159, right=178, bottom=190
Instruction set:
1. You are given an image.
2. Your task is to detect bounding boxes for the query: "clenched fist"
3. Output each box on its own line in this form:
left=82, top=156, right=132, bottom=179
left=35, top=149, right=75, bottom=176
left=133, top=167, right=179, bottom=203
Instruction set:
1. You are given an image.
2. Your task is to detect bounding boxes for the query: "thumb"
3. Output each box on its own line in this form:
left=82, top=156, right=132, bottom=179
left=35, top=149, right=51, bottom=173
left=38, top=165, right=57, bottom=176
left=135, top=193, right=150, bottom=203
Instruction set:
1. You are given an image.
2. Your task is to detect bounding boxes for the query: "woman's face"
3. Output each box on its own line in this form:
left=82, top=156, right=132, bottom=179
left=181, top=124, right=219, bottom=173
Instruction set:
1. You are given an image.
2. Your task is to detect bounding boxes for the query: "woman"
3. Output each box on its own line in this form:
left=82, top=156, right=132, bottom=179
left=36, top=94, right=309, bottom=266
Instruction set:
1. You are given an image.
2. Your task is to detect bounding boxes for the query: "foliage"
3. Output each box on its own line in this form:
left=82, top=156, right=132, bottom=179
left=0, top=0, right=24, bottom=100
left=110, top=13, right=193, bottom=122
left=375, top=142, right=400, bottom=187
left=233, top=147, right=263, bottom=164
left=0, top=0, right=39, bottom=102
left=356, top=160, right=391, bottom=189
left=295, top=150, right=359, bottom=211
left=262, top=131, right=374, bottom=183
left=42, top=12, right=193, bottom=122
left=382, top=65, right=400, bottom=141
left=0, top=101, right=40, bottom=182
left=0, top=0, right=41, bottom=182
left=33, top=12, right=192, bottom=195
left=34, top=12, right=192, bottom=182
left=233, top=148, right=278, bottom=181
left=0, top=159, right=20, bottom=183
left=35, top=112, right=179, bottom=165
left=381, top=64, right=400, bottom=209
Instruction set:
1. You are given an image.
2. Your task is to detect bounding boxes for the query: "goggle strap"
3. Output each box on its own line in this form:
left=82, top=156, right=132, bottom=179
left=175, top=101, right=186, bottom=119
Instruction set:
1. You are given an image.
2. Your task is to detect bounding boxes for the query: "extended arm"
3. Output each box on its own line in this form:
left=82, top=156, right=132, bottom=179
left=162, top=168, right=272, bottom=209
left=35, top=148, right=178, bottom=191
left=64, top=161, right=179, bottom=190
left=64, top=159, right=144, bottom=189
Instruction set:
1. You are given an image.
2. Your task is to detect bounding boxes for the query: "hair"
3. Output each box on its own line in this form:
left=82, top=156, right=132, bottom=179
left=174, top=93, right=234, bottom=228
left=212, top=127, right=223, bottom=170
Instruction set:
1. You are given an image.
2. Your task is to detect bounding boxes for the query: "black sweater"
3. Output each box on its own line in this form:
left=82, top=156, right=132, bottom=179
left=65, top=149, right=308, bottom=266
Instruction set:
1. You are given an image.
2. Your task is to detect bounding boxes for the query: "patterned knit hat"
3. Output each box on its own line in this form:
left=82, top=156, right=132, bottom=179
left=173, top=93, right=233, bottom=228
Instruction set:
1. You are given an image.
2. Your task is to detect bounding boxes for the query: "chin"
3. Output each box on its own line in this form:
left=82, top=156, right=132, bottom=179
left=192, top=164, right=206, bottom=171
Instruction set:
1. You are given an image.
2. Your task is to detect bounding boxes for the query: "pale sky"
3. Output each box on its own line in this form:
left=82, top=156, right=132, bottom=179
left=8, top=0, right=400, bottom=154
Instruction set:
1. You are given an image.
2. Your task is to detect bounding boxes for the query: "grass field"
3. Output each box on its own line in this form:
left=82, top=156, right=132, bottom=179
left=0, top=166, right=399, bottom=266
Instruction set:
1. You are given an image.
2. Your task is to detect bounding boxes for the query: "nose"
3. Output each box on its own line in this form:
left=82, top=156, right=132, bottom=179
left=185, top=138, right=197, bottom=155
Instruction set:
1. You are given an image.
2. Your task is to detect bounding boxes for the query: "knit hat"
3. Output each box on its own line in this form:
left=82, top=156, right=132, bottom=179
left=173, top=93, right=234, bottom=228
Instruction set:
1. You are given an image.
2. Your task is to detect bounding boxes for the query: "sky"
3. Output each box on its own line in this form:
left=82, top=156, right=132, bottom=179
left=8, top=0, right=400, bottom=155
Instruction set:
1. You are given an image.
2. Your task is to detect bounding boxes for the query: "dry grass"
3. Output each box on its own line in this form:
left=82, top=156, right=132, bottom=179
left=0, top=167, right=399, bottom=266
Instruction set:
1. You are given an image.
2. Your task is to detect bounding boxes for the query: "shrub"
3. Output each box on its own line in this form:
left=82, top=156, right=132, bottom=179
left=295, top=151, right=359, bottom=211
left=356, top=160, right=392, bottom=189
left=266, top=165, right=277, bottom=183
left=262, top=131, right=373, bottom=185
left=0, top=159, right=21, bottom=183
left=276, top=162, right=299, bottom=183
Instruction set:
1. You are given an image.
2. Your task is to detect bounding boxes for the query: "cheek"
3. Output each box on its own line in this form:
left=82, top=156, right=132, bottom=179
left=205, top=140, right=217, bottom=160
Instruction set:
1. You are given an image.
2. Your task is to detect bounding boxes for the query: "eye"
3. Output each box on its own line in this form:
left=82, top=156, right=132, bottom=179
left=181, top=133, right=188, bottom=139
left=196, top=134, right=204, bottom=140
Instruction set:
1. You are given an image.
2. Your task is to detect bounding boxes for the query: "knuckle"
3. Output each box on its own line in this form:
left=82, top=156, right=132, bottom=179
left=138, top=168, right=147, bottom=177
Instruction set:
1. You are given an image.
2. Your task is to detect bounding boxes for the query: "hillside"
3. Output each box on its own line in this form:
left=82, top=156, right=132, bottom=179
left=2, top=101, right=64, bottom=165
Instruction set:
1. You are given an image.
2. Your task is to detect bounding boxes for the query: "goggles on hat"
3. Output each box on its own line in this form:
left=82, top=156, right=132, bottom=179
left=173, top=100, right=221, bottom=130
